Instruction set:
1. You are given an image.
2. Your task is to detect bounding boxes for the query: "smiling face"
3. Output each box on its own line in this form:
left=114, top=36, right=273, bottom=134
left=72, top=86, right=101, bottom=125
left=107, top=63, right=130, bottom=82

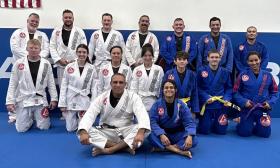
left=172, top=20, right=185, bottom=35
left=139, top=16, right=150, bottom=33
left=207, top=52, right=221, bottom=67
left=163, top=81, right=176, bottom=99
left=77, top=47, right=88, bottom=63
left=143, top=50, right=153, bottom=65
left=63, top=12, right=74, bottom=28
left=209, top=20, right=221, bottom=35
left=246, top=26, right=257, bottom=41
left=102, top=15, right=113, bottom=31
left=27, top=15, right=39, bottom=33
left=111, top=47, right=122, bottom=64
left=247, top=54, right=261, bottom=73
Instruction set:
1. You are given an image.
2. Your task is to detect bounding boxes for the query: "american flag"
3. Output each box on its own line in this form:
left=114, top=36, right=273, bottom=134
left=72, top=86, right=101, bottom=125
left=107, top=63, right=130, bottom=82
left=0, top=0, right=41, bottom=8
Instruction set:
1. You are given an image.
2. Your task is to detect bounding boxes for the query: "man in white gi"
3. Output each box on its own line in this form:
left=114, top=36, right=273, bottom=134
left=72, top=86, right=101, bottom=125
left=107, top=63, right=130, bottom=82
left=78, top=73, right=150, bottom=156
left=10, top=13, right=49, bottom=62
left=126, top=15, right=159, bottom=69
left=97, top=46, right=132, bottom=96
left=6, top=39, right=58, bottom=132
left=50, top=9, right=87, bottom=87
left=88, top=13, right=127, bottom=72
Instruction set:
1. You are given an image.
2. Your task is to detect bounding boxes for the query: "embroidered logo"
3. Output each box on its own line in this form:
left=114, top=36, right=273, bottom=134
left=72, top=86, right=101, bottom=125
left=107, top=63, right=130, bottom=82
left=166, top=36, right=172, bottom=41
left=56, top=31, right=60, bottom=36
left=103, top=98, right=107, bottom=105
left=102, top=69, right=109, bottom=76
left=201, top=71, right=208, bottom=78
left=158, top=107, right=164, bottom=116
left=242, top=75, right=249, bottom=81
left=218, top=114, right=228, bottom=126
left=136, top=70, right=142, bottom=77
left=168, top=74, right=174, bottom=80
left=20, top=32, right=26, bottom=38
left=18, top=63, right=24, bottom=70
left=239, top=45, right=244, bottom=51
left=67, top=67, right=74, bottom=74
left=41, top=107, right=49, bottom=118
left=204, top=37, right=209, bottom=44
left=131, top=34, right=136, bottom=40
left=94, top=33, right=99, bottom=39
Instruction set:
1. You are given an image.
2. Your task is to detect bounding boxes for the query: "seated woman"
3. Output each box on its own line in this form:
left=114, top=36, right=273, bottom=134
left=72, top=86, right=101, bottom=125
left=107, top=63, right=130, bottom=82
left=197, top=49, right=232, bottom=135
left=58, top=44, right=98, bottom=132
left=233, top=51, right=279, bottom=138
left=149, top=80, right=197, bottom=158
left=130, top=43, right=164, bottom=112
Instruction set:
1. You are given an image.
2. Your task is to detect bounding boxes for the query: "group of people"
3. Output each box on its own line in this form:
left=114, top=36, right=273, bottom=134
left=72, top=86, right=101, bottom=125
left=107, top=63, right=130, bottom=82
left=5, top=9, right=279, bottom=158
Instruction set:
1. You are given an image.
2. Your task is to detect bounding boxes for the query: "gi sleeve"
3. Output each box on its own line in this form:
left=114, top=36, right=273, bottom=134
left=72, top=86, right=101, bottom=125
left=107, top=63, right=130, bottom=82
left=125, top=33, right=137, bottom=66
left=6, top=62, right=19, bottom=105
left=225, top=37, right=234, bottom=73
left=58, top=66, right=69, bottom=107
left=10, top=30, right=28, bottom=59
left=180, top=102, right=196, bottom=136
left=233, top=74, right=248, bottom=108
left=152, top=34, right=160, bottom=63
left=40, top=33, right=50, bottom=58
left=49, top=29, right=61, bottom=64
left=260, top=45, right=269, bottom=70
left=47, top=62, right=58, bottom=102
left=149, top=102, right=165, bottom=136
left=267, top=75, right=279, bottom=106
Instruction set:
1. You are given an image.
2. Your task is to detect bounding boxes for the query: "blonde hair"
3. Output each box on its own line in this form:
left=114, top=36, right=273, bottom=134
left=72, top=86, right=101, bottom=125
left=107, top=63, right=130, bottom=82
left=27, top=39, right=41, bottom=48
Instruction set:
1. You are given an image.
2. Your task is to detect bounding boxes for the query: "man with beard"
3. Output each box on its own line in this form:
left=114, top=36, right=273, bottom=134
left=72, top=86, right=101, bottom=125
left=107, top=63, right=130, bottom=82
left=50, top=9, right=87, bottom=88
left=88, top=13, right=127, bottom=72
left=160, top=18, right=197, bottom=72
left=10, top=13, right=49, bottom=62
left=126, top=15, right=159, bottom=69
left=234, top=26, right=269, bottom=74
left=197, top=17, right=234, bottom=73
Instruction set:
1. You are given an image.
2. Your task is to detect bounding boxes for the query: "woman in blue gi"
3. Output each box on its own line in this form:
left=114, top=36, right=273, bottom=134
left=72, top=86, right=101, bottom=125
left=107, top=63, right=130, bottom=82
left=233, top=51, right=278, bottom=138
left=197, top=49, right=232, bottom=134
left=149, top=80, right=197, bottom=158
left=162, top=51, right=199, bottom=114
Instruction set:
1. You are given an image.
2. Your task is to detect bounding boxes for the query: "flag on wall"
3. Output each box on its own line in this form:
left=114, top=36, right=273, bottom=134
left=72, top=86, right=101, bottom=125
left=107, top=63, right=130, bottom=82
left=0, top=0, right=41, bottom=8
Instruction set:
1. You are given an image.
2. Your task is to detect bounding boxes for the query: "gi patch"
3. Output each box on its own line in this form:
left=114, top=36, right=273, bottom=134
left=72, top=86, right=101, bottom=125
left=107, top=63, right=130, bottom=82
left=168, top=74, right=174, bottom=80
left=218, top=114, right=228, bottom=126
left=41, top=107, right=49, bottom=118
left=18, top=63, right=24, bottom=70
left=239, top=45, right=244, bottom=51
left=260, top=115, right=271, bottom=127
left=78, top=111, right=85, bottom=118
left=131, top=34, right=136, bottom=40
left=136, top=70, right=142, bottom=77
left=242, top=75, right=249, bottom=81
left=158, top=107, right=164, bottom=116
left=94, top=33, right=99, bottom=39
left=56, top=31, right=60, bottom=36
left=204, top=37, right=209, bottom=44
left=67, top=67, right=74, bottom=74
left=201, top=71, right=208, bottom=78
left=103, top=98, right=107, bottom=105
left=102, top=69, right=109, bottom=76
left=20, top=32, right=26, bottom=38
left=166, top=36, right=172, bottom=41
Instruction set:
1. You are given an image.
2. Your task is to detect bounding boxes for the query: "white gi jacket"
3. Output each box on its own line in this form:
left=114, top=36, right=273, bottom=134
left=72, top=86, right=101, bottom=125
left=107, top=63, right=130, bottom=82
left=6, top=57, right=58, bottom=107
left=97, top=63, right=132, bottom=95
left=78, top=89, right=151, bottom=131
left=10, top=28, right=50, bottom=61
left=126, top=31, right=159, bottom=66
left=50, top=26, right=87, bottom=67
left=88, top=29, right=127, bottom=67
left=130, top=64, right=164, bottom=98
left=58, top=61, right=98, bottom=111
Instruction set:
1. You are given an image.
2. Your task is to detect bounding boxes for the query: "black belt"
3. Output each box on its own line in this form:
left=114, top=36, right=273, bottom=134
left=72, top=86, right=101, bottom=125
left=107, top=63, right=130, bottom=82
left=164, top=126, right=185, bottom=134
left=96, top=123, right=124, bottom=139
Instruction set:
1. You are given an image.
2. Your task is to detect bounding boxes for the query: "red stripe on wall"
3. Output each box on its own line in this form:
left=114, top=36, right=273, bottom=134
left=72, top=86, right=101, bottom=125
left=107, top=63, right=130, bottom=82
left=12, top=0, right=17, bottom=8
left=20, top=0, right=25, bottom=8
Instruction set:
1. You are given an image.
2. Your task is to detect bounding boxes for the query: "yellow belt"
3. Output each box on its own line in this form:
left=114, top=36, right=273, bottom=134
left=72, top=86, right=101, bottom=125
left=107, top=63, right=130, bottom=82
left=180, top=97, right=190, bottom=104
left=200, top=96, right=241, bottom=116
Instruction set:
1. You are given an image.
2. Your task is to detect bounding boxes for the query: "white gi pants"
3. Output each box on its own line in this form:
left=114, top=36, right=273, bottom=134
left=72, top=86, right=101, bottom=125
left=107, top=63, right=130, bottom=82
left=64, top=110, right=84, bottom=132
left=15, top=104, right=50, bottom=132
left=141, top=96, right=157, bottom=112
left=87, top=124, right=140, bottom=149
left=57, top=66, right=65, bottom=88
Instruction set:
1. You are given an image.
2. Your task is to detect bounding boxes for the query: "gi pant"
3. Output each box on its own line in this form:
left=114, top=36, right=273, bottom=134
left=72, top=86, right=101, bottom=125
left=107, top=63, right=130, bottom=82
left=64, top=110, right=84, bottom=132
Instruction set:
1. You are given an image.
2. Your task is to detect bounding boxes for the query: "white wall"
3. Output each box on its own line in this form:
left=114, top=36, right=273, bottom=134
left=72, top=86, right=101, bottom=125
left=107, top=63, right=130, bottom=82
left=0, top=0, right=279, bottom=32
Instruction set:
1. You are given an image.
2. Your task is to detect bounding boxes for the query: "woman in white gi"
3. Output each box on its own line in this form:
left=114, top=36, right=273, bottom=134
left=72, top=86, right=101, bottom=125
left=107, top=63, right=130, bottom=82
left=97, top=46, right=132, bottom=96
left=58, top=44, right=98, bottom=132
left=130, top=43, right=164, bottom=112
left=6, top=39, right=58, bottom=132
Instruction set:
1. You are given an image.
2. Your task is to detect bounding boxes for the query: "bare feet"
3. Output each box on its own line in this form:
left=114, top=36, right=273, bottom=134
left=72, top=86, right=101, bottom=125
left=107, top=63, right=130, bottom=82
left=233, top=117, right=240, bottom=123
left=91, top=148, right=112, bottom=157
left=182, top=150, right=192, bottom=159
left=124, top=147, right=135, bottom=155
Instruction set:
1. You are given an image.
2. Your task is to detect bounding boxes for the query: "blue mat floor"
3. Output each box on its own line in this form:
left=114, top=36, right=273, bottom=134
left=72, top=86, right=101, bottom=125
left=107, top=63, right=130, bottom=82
left=0, top=112, right=280, bottom=168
